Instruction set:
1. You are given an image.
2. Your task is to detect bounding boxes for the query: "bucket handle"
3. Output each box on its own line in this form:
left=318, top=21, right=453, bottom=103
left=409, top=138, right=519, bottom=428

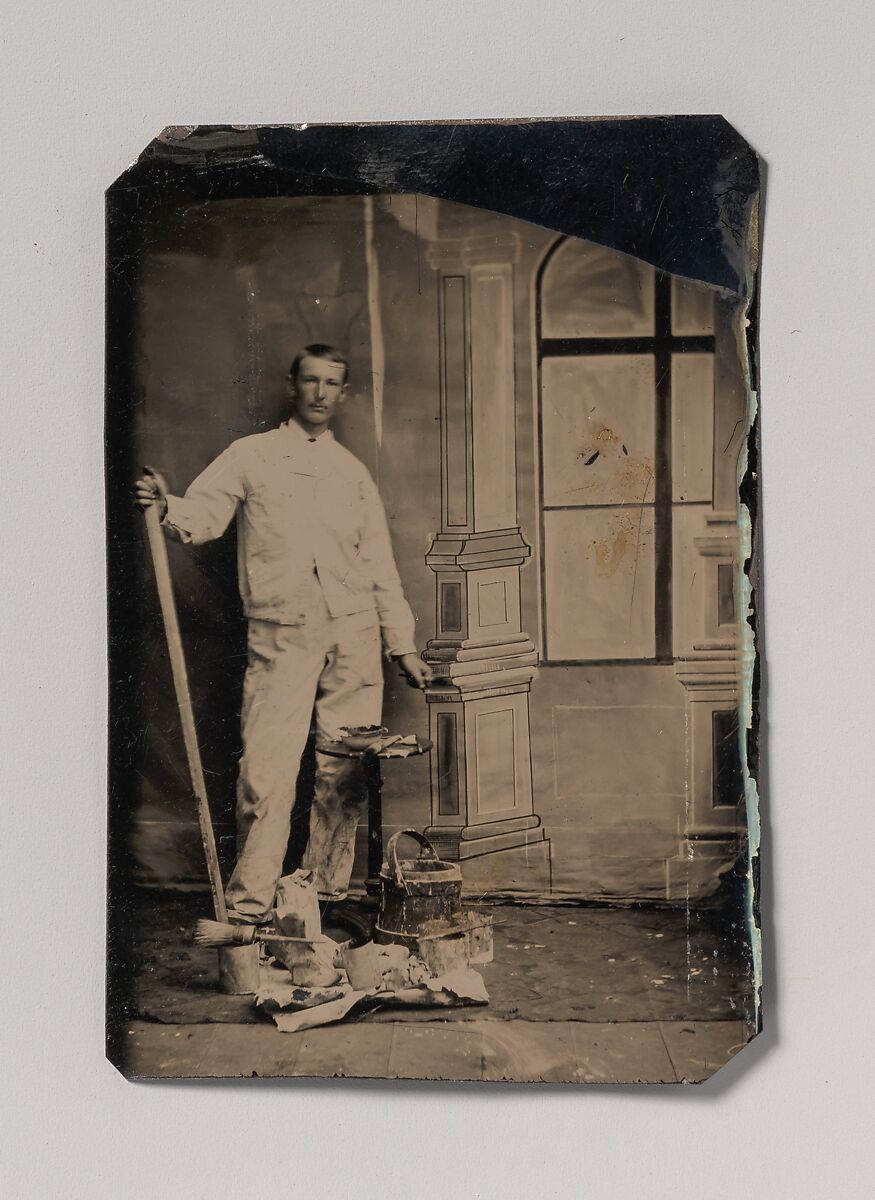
left=385, top=829, right=439, bottom=893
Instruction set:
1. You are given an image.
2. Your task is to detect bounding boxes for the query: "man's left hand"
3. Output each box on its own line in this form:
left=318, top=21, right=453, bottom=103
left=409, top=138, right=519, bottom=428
left=395, top=653, right=433, bottom=690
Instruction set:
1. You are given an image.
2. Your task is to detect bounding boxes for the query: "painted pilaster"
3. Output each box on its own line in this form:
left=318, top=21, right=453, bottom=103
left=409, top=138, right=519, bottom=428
left=422, top=234, right=549, bottom=889
left=673, top=512, right=746, bottom=888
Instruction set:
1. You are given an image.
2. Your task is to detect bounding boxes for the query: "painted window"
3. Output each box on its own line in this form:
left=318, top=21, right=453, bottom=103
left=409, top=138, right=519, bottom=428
left=537, top=237, right=716, bottom=662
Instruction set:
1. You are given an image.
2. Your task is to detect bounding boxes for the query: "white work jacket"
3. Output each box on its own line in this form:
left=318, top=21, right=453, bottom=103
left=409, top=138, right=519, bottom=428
left=163, top=420, right=417, bottom=656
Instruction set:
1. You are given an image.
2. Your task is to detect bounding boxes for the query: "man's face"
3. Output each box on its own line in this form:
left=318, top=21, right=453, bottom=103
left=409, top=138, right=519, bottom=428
left=290, top=355, right=347, bottom=428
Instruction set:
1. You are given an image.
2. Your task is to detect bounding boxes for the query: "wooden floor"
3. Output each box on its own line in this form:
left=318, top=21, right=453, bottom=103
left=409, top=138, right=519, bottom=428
left=121, top=1018, right=752, bottom=1085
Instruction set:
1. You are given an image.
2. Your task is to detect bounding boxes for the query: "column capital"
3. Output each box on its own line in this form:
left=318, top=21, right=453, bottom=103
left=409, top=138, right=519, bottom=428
left=674, top=650, right=741, bottom=699
left=694, top=513, right=740, bottom=560
left=425, top=528, right=532, bottom=571
left=426, top=233, right=521, bottom=272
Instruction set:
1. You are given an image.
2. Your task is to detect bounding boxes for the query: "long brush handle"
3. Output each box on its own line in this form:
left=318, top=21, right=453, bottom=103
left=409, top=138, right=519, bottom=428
left=194, top=919, right=328, bottom=947
left=144, top=502, right=227, bottom=923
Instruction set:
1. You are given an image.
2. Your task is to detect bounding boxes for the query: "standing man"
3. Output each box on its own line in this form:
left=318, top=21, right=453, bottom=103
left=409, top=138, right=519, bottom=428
left=136, top=344, right=431, bottom=925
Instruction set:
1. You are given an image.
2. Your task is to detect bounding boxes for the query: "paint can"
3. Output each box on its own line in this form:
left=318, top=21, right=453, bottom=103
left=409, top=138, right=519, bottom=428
left=217, top=943, right=260, bottom=994
left=340, top=940, right=382, bottom=990
left=376, top=830, right=463, bottom=944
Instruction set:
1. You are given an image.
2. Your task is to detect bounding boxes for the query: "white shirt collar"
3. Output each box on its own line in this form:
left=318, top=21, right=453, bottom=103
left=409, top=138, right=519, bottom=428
left=280, top=418, right=335, bottom=446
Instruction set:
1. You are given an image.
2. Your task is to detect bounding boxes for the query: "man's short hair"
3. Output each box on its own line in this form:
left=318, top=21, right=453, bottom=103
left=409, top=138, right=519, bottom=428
left=289, top=344, right=350, bottom=386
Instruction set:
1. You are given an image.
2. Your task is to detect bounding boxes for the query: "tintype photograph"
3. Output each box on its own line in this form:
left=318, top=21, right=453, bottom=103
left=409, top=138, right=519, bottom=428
left=106, top=118, right=762, bottom=1084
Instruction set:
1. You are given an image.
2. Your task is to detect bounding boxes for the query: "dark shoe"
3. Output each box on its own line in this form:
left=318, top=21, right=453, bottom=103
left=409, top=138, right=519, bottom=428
left=319, top=900, right=372, bottom=943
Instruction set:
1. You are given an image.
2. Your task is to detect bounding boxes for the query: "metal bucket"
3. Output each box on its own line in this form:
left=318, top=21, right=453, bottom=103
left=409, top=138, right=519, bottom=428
left=375, top=830, right=463, bottom=944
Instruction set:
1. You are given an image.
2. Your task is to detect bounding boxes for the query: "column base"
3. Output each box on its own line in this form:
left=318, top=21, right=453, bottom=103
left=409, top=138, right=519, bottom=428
left=425, top=818, right=552, bottom=897
left=424, top=814, right=542, bottom=858
left=462, top=837, right=552, bottom=898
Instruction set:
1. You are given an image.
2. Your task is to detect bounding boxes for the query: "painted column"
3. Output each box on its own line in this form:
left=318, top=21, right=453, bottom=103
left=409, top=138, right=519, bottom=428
left=422, top=234, right=550, bottom=891
left=670, top=295, right=750, bottom=896
left=674, top=514, right=745, bottom=855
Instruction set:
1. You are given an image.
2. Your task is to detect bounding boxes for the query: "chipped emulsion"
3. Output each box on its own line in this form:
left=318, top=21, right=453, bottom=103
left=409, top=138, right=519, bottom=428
left=574, top=422, right=653, bottom=500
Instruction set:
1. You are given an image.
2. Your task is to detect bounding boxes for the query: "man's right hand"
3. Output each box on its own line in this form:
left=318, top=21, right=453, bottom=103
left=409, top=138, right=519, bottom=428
left=134, top=466, right=169, bottom=519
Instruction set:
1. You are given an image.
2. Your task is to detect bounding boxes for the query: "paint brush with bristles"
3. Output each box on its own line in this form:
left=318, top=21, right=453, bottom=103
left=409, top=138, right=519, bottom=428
left=193, top=918, right=329, bottom=948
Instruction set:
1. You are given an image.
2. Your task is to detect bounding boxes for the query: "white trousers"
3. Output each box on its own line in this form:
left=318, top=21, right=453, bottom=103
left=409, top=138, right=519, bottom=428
left=224, top=599, right=383, bottom=923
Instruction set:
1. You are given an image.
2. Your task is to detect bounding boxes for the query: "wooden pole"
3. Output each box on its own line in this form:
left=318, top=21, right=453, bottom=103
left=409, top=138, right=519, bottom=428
left=143, top=504, right=228, bottom=922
